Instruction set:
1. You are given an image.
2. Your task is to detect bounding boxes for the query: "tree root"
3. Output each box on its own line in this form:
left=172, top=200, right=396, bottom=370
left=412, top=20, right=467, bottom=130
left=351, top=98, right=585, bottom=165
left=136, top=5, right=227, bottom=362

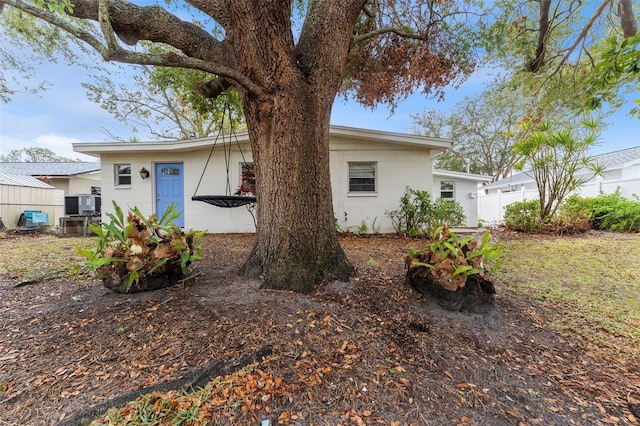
left=58, top=345, right=273, bottom=426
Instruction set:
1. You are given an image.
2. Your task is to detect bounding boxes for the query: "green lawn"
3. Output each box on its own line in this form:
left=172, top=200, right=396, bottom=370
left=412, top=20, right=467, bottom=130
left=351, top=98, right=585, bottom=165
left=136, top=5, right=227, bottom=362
left=495, top=233, right=640, bottom=358
left=0, top=235, right=95, bottom=283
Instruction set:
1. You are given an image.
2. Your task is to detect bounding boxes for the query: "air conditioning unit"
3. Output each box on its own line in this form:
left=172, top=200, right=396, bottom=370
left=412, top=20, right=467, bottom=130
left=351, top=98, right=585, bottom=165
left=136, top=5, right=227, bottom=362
left=65, top=194, right=101, bottom=216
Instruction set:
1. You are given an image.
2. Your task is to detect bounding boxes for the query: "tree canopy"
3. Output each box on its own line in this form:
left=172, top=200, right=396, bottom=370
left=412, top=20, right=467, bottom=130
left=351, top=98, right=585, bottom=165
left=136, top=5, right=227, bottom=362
left=83, top=64, right=245, bottom=140
left=412, top=83, right=531, bottom=181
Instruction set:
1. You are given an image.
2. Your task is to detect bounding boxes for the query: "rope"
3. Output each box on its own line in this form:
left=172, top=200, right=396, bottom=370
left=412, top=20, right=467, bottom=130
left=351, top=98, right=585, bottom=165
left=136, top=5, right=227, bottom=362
left=191, top=91, right=256, bottom=207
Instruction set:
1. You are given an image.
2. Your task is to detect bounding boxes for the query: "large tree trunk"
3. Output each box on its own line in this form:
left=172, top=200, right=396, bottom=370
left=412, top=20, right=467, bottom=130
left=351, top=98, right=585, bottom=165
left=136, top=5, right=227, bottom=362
left=238, top=79, right=354, bottom=293
left=228, top=2, right=361, bottom=293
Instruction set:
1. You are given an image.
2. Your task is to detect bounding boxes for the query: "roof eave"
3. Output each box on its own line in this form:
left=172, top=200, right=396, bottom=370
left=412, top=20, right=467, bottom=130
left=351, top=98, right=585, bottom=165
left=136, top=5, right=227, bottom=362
left=73, top=126, right=453, bottom=156
left=433, top=169, right=492, bottom=182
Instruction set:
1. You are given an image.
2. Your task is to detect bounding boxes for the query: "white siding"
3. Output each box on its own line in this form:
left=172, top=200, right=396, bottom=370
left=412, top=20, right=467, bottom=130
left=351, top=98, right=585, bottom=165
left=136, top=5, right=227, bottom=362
left=432, top=176, right=481, bottom=227
left=100, top=150, right=256, bottom=233
left=330, top=137, right=433, bottom=233
left=99, top=138, right=439, bottom=234
left=67, top=174, right=102, bottom=195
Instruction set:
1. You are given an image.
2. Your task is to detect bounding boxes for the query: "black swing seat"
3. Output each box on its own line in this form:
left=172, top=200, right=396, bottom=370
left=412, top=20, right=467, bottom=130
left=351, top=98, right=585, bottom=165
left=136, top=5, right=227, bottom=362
left=192, top=195, right=256, bottom=208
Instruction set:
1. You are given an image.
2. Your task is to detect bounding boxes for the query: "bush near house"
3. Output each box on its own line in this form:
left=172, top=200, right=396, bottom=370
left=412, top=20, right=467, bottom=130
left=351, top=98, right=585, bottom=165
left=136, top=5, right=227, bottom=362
left=503, top=200, right=541, bottom=233
left=504, top=189, right=640, bottom=234
left=564, top=190, right=640, bottom=233
left=386, top=186, right=466, bottom=236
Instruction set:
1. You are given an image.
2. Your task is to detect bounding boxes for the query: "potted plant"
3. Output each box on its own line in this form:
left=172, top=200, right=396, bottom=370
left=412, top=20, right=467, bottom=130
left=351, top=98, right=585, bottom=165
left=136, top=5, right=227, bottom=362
left=76, top=201, right=205, bottom=293
left=405, top=225, right=504, bottom=313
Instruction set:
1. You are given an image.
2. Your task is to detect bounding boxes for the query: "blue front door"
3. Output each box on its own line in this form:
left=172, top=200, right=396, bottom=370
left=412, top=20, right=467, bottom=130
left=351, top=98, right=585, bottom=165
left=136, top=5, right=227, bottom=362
left=155, top=163, right=185, bottom=227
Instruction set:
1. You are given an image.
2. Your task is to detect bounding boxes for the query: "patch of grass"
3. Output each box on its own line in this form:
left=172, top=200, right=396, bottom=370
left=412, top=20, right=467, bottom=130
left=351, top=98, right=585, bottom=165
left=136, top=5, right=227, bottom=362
left=495, top=233, right=640, bottom=358
left=0, top=236, right=96, bottom=283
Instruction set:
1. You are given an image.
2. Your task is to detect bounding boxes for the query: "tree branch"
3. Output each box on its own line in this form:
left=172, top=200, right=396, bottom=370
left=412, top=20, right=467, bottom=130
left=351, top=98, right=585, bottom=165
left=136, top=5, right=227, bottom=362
left=529, top=0, right=551, bottom=73
left=549, top=0, right=612, bottom=76
left=1, top=0, right=265, bottom=97
left=352, top=26, right=428, bottom=43
left=185, top=0, right=229, bottom=28
left=618, top=0, right=637, bottom=38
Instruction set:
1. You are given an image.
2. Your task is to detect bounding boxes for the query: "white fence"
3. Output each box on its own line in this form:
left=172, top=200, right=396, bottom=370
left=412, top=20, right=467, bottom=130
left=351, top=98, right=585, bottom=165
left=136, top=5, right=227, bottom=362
left=478, top=177, right=640, bottom=225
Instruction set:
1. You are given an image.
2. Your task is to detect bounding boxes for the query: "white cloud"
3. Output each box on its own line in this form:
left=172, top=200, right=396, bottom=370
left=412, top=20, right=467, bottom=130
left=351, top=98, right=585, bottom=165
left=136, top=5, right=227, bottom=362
left=0, top=133, right=94, bottom=161
left=33, top=134, right=79, bottom=148
left=32, top=134, right=95, bottom=161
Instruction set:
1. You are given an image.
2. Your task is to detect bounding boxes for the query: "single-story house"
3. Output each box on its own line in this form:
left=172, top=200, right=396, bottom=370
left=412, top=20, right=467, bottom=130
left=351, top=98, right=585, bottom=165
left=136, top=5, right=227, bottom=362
left=478, top=145, right=640, bottom=224
left=0, top=162, right=102, bottom=196
left=73, top=125, right=486, bottom=233
left=433, top=169, right=491, bottom=228
left=0, top=172, right=64, bottom=229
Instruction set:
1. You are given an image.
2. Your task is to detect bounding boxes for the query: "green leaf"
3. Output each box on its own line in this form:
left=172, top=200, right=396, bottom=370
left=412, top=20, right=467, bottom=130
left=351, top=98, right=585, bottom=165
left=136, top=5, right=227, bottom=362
left=86, top=257, right=126, bottom=270
left=411, top=261, right=434, bottom=269
left=127, top=271, right=139, bottom=291
left=452, top=265, right=473, bottom=277
left=148, top=258, right=169, bottom=274
left=180, top=250, right=191, bottom=274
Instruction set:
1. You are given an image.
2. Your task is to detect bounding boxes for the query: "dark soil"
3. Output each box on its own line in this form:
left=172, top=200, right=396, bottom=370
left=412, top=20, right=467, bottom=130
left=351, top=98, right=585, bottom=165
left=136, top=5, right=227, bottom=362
left=1, top=233, right=639, bottom=425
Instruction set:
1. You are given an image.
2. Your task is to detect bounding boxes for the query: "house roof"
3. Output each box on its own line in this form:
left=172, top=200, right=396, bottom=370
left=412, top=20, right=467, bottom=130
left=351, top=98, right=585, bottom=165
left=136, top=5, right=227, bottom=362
left=433, top=169, right=492, bottom=182
left=72, top=125, right=452, bottom=157
left=0, top=162, right=101, bottom=177
left=0, top=173, right=55, bottom=188
left=483, top=145, right=640, bottom=190
left=594, top=145, right=640, bottom=169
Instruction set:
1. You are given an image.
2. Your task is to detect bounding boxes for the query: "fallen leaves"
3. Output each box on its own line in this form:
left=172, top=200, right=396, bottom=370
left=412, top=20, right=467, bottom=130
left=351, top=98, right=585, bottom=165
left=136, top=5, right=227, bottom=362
left=2, top=233, right=640, bottom=425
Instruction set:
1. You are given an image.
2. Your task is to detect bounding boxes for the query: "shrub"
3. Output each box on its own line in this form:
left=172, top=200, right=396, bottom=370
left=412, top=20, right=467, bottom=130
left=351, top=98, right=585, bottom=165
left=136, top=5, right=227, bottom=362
left=386, top=187, right=466, bottom=236
left=503, top=200, right=541, bottom=233
left=584, top=189, right=640, bottom=232
left=553, top=194, right=592, bottom=234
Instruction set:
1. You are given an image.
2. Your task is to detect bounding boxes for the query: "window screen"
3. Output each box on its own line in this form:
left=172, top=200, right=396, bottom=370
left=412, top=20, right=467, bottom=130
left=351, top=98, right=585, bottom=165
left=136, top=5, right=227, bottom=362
left=349, top=162, right=376, bottom=192
left=440, top=181, right=454, bottom=199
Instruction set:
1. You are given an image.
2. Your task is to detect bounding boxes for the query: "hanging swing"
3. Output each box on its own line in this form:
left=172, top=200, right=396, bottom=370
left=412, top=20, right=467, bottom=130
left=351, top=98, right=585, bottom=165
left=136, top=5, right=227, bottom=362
left=192, top=99, right=256, bottom=208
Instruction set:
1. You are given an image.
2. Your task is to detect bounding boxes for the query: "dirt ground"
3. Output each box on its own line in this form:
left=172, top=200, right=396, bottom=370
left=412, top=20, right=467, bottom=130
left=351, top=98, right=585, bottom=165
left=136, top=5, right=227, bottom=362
left=1, top=233, right=639, bottom=425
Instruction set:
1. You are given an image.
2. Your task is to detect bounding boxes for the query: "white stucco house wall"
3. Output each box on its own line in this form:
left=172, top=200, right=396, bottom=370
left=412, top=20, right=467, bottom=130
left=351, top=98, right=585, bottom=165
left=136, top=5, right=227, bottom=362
left=478, top=145, right=640, bottom=224
left=433, top=169, right=491, bottom=227
left=74, top=125, right=483, bottom=233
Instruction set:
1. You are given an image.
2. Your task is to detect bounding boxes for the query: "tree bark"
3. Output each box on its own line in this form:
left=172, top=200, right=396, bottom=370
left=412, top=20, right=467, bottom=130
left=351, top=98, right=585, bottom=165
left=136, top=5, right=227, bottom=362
left=619, top=0, right=637, bottom=38
left=238, top=78, right=354, bottom=293
left=530, top=0, right=552, bottom=73
left=228, top=1, right=361, bottom=292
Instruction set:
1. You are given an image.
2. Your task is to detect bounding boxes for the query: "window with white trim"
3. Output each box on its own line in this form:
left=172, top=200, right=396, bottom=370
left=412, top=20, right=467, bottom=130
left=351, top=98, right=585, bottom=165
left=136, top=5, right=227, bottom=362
left=348, top=162, right=377, bottom=193
left=115, top=164, right=131, bottom=186
left=440, top=180, right=454, bottom=199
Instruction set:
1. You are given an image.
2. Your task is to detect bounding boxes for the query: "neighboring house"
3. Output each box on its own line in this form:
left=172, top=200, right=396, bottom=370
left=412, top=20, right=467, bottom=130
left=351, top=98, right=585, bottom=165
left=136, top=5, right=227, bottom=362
left=0, top=162, right=101, bottom=196
left=0, top=173, right=64, bottom=229
left=478, top=145, right=640, bottom=224
left=433, top=169, right=491, bottom=228
left=73, top=125, right=482, bottom=233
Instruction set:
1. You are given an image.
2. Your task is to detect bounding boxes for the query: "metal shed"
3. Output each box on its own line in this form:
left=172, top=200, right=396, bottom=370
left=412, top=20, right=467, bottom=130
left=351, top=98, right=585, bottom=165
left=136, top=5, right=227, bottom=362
left=0, top=173, right=64, bottom=230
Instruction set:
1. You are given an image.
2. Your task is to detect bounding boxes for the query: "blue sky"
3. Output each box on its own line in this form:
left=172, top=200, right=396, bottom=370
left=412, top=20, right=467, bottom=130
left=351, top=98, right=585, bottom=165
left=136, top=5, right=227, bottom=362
left=1, top=57, right=639, bottom=161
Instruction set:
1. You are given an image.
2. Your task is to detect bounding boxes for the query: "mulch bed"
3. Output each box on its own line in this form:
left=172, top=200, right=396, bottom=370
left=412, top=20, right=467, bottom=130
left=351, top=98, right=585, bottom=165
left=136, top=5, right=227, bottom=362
left=0, top=233, right=639, bottom=425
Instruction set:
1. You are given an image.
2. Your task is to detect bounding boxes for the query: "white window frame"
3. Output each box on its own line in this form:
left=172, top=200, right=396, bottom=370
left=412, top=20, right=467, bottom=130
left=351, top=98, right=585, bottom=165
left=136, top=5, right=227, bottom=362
left=114, top=164, right=131, bottom=187
left=440, top=180, right=454, bottom=199
left=348, top=161, right=377, bottom=193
